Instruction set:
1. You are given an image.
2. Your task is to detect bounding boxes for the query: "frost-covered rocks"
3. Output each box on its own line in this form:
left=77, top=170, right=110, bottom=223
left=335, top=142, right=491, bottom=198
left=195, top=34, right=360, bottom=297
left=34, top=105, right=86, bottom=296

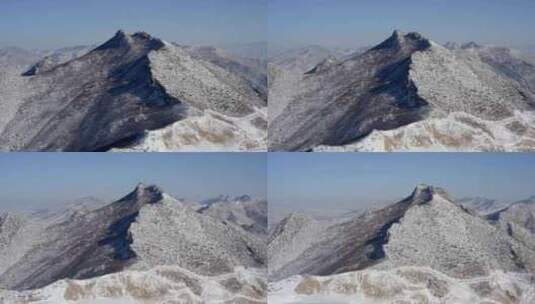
left=0, top=183, right=267, bottom=299
left=185, top=45, right=267, bottom=102
left=269, top=30, right=535, bottom=151
left=383, top=189, right=535, bottom=278
left=0, top=31, right=267, bottom=151
left=129, top=193, right=266, bottom=275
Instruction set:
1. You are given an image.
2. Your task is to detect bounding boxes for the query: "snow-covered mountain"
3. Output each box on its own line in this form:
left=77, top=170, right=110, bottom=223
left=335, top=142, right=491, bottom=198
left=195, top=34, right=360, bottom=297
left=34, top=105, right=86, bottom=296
left=269, top=30, right=535, bottom=151
left=456, top=196, right=508, bottom=215
left=268, top=184, right=535, bottom=303
left=0, top=184, right=267, bottom=303
left=0, top=30, right=267, bottom=152
left=198, top=195, right=268, bottom=237
left=487, top=196, right=535, bottom=253
left=185, top=45, right=267, bottom=101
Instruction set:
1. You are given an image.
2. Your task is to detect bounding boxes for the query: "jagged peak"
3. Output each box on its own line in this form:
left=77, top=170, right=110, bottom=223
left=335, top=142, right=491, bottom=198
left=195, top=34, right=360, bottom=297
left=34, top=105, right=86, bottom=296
left=133, top=183, right=163, bottom=195
left=408, top=184, right=451, bottom=205
left=372, top=30, right=432, bottom=52
left=118, top=183, right=165, bottom=206
left=95, top=30, right=165, bottom=51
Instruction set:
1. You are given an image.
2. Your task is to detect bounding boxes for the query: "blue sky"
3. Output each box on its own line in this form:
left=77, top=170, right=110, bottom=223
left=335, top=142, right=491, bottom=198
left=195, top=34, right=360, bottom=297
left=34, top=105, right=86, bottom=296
left=0, top=0, right=266, bottom=49
left=0, top=153, right=266, bottom=211
left=268, top=0, right=535, bottom=49
left=2, top=1, right=532, bottom=50
left=268, top=153, right=535, bottom=214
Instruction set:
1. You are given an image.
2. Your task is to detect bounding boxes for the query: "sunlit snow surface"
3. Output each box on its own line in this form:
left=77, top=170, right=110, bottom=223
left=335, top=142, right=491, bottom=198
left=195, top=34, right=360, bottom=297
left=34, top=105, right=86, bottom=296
left=112, top=108, right=267, bottom=152
left=269, top=267, right=535, bottom=304
left=0, top=266, right=266, bottom=304
left=315, top=111, right=535, bottom=152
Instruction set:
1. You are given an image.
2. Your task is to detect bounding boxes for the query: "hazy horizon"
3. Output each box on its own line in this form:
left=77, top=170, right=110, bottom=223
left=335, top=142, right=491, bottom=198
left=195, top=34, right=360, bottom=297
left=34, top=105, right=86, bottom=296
left=269, top=153, right=535, bottom=218
left=0, top=0, right=266, bottom=49
left=0, top=153, right=266, bottom=212
left=268, top=0, right=535, bottom=50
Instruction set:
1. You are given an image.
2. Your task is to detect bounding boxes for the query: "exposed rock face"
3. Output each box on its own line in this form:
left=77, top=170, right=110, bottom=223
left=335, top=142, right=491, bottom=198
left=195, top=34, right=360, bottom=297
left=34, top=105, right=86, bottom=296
left=0, top=31, right=267, bottom=151
left=0, top=184, right=266, bottom=292
left=269, top=31, right=535, bottom=151
left=268, top=185, right=535, bottom=282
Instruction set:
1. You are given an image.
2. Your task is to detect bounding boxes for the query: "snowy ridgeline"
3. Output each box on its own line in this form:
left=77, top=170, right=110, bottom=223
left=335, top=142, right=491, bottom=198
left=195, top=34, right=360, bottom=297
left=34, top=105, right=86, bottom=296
left=268, top=185, right=535, bottom=303
left=0, top=184, right=267, bottom=303
left=269, top=31, right=535, bottom=152
left=0, top=31, right=267, bottom=152
left=269, top=266, right=535, bottom=304
left=1, top=266, right=266, bottom=304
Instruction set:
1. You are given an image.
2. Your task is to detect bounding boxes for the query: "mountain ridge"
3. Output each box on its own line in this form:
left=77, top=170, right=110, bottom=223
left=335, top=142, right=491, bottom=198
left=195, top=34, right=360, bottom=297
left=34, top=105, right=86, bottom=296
left=269, top=30, right=535, bottom=151
left=268, top=184, right=535, bottom=282
left=0, top=30, right=267, bottom=151
left=0, top=183, right=267, bottom=292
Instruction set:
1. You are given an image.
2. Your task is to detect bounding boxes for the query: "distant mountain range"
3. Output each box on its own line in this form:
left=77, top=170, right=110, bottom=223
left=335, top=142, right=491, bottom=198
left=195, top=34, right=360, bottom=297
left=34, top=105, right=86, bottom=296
left=269, top=184, right=535, bottom=303
left=0, top=31, right=267, bottom=152
left=0, top=184, right=267, bottom=303
left=269, top=31, right=535, bottom=151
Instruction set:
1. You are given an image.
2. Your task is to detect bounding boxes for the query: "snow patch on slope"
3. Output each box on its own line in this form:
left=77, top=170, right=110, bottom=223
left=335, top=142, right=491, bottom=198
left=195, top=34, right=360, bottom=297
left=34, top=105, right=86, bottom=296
left=315, top=110, right=535, bottom=151
left=112, top=108, right=267, bottom=152
left=0, top=266, right=266, bottom=304
left=269, top=267, right=535, bottom=304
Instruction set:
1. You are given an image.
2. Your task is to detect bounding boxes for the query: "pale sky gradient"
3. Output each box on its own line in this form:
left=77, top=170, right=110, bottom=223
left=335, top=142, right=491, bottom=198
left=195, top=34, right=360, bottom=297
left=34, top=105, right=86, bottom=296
left=0, top=0, right=266, bottom=49
left=268, top=0, right=535, bottom=49
left=269, top=153, right=535, bottom=217
left=0, top=153, right=266, bottom=211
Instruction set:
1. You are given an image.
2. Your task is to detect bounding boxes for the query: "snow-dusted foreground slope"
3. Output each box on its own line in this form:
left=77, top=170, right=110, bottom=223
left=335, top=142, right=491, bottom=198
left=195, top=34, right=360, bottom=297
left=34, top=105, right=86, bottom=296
left=1, top=266, right=265, bottom=304
left=269, top=267, right=535, bottom=304
left=0, top=184, right=267, bottom=303
left=0, top=31, right=266, bottom=151
left=269, top=31, right=535, bottom=151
